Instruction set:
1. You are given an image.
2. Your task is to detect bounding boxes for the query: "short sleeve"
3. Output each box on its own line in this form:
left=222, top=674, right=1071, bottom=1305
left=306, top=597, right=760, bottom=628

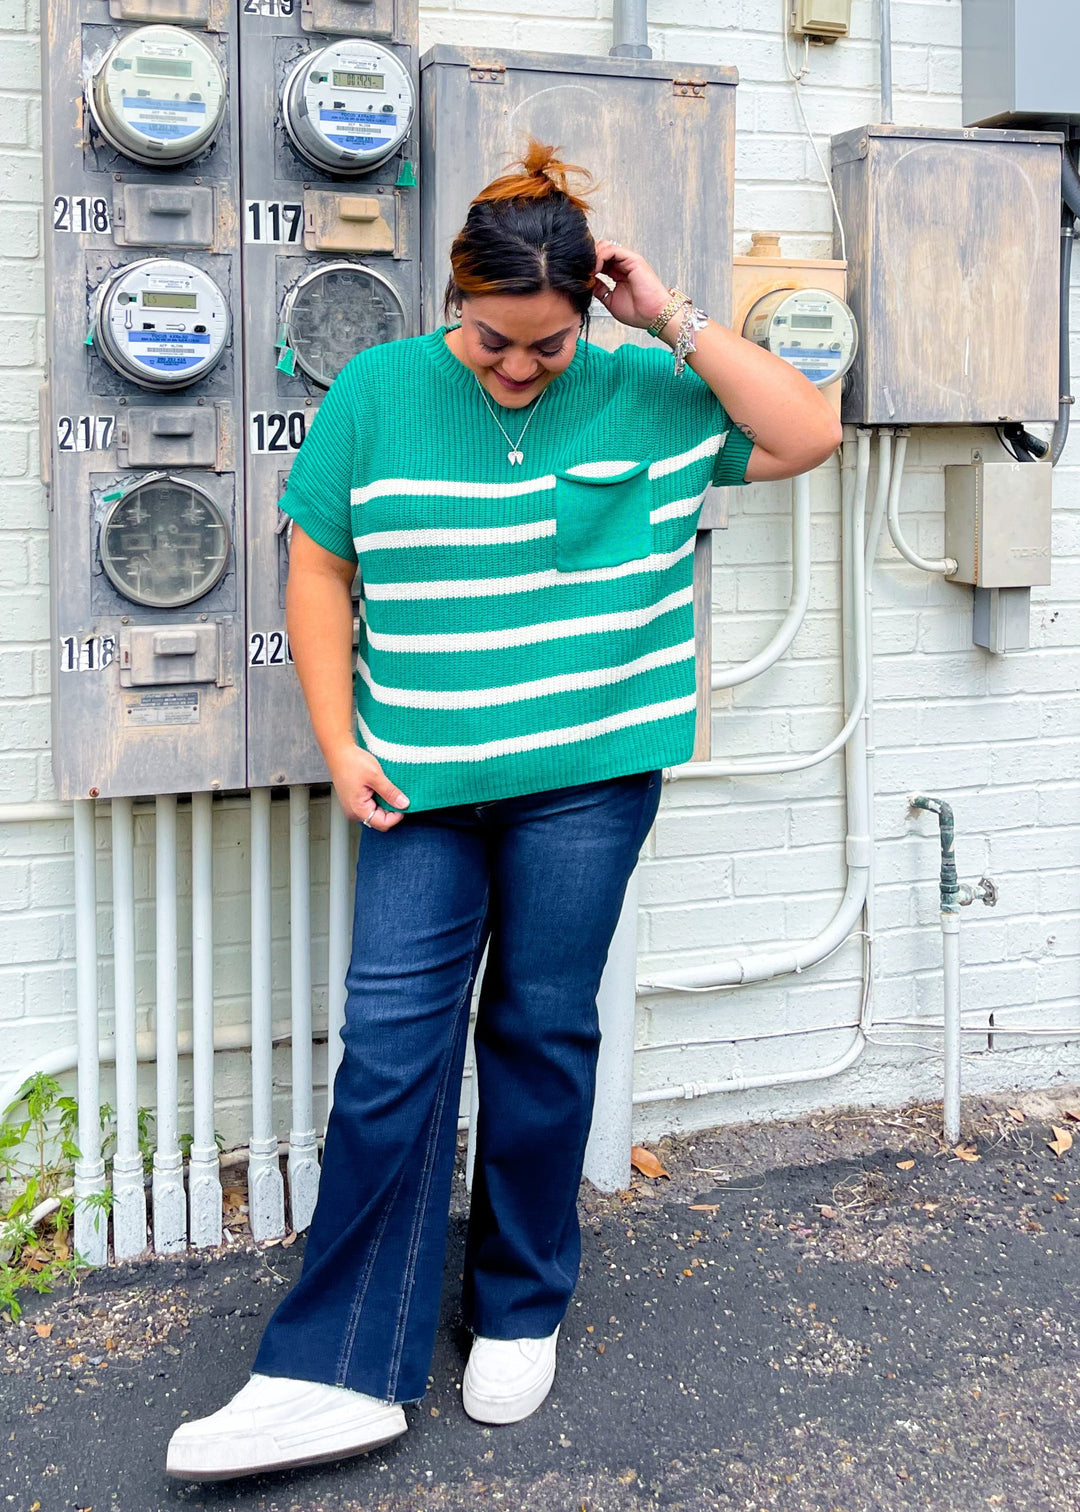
left=279, top=358, right=362, bottom=562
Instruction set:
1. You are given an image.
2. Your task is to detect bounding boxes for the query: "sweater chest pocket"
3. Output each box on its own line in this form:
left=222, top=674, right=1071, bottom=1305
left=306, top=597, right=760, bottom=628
left=553, top=460, right=653, bottom=572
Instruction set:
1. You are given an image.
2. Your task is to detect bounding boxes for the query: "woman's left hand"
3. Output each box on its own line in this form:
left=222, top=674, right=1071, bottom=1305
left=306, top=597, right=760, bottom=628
left=592, top=239, right=673, bottom=331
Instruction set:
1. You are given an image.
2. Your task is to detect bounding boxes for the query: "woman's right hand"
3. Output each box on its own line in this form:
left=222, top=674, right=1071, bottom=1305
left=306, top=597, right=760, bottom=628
left=327, top=741, right=410, bottom=831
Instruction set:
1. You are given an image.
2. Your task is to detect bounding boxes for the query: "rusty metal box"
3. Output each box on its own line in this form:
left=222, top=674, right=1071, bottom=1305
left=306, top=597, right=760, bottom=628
left=830, top=123, right=1063, bottom=426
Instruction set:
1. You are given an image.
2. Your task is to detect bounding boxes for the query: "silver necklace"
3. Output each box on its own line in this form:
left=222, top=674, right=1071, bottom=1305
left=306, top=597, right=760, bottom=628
left=474, top=375, right=549, bottom=466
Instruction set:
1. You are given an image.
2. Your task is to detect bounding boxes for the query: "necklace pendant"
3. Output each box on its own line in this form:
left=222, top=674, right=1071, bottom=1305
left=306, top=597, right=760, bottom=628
left=508, top=449, right=523, bottom=466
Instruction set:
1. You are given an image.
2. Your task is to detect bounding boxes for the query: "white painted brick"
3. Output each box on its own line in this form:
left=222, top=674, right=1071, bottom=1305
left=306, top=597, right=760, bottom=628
left=0, top=752, right=36, bottom=802
left=711, top=709, right=791, bottom=755
left=733, top=842, right=846, bottom=896
left=0, top=205, right=38, bottom=259
left=638, top=856, right=732, bottom=907
left=0, top=95, right=27, bottom=148
left=0, top=967, right=25, bottom=1020
left=0, top=697, right=48, bottom=749
left=654, top=804, right=787, bottom=859
left=731, top=658, right=842, bottom=709
left=991, top=739, right=1079, bottom=786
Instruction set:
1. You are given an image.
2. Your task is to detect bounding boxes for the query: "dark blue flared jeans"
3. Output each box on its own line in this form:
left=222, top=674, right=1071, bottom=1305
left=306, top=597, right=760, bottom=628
left=252, top=770, right=662, bottom=1404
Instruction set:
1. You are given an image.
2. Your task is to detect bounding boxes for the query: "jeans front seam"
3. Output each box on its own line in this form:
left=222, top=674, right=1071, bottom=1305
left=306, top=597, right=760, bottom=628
left=385, top=898, right=489, bottom=1400
left=334, top=1159, right=408, bottom=1391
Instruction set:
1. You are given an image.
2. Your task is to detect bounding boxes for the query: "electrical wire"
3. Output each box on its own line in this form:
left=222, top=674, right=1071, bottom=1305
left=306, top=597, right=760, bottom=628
left=782, top=2, right=848, bottom=263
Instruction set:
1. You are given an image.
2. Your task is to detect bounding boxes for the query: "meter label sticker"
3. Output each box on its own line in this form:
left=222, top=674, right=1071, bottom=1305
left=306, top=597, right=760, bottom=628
left=244, top=201, right=303, bottom=244
left=250, top=410, right=308, bottom=453
left=120, top=97, right=207, bottom=142
left=249, top=631, right=293, bottom=667
left=56, top=415, right=116, bottom=452
left=124, top=690, right=200, bottom=726
left=319, top=111, right=397, bottom=150
left=59, top=634, right=115, bottom=672
left=52, top=195, right=112, bottom=234
left=127, top=331, right=212, bottom=374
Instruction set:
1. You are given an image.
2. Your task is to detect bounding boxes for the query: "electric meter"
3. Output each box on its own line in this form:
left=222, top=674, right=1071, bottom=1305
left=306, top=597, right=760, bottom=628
left=89, top=25, right=227, bottom=167
left=99, top=473, right=230, bottom=608
left=94, top=258, right=230, bottom=389
left=742, top=288, right=857, bottom=388
left=282, top=40, right=414, bottom=175
left=280, top=261, right=406, bottom=388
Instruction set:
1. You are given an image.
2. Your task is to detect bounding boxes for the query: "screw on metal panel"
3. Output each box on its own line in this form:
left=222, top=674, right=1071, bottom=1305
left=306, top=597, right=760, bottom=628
left=194, top=177, right=202, bottom=185
left=200, top=613, right=207, bottom=620
left=120, top=615, right=129, bottom=624
left=304, top=397, right=312, bottom=406
left=210, top=779, right=220, bottom=789
left=89, top=787, right=99, bottom=797
left=274, top=773, right=286, bottom=783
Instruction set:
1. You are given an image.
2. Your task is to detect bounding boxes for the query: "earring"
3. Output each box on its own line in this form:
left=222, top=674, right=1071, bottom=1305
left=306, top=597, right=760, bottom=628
left=452, top=304, right=462, bottom=318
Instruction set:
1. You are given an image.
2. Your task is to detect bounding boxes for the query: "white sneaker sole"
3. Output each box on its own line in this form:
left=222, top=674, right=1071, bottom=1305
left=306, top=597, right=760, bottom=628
left=165, top=1404, right=407, bottom=1481
left=461, top=1356, right=557, bottom=1425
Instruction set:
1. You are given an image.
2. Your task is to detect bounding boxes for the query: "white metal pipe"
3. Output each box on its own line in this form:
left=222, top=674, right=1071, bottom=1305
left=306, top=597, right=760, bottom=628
left=640, top=431, right=876, bottom=997
left=942, top=915, right=961, bottom=1144
left=465, top=1052, right=480, bottom=1193
left=325, top=791, right=351, bottom=1121
left=583, top=870, right=640, bottom=1193
left=288, top=786, right=320, bottom=1231
left=72, top=799, right=107, bottom=1267
left=860, top=433, right=892, bottom=1037
left=188, top=790, right=221, bottom=1248
left=711, top=473, right=811, bottom=688
left=151, top=794, right=185, bottom=1254
left=886, top=433, right=957, bottom=575
left=110, top=797, right=147, bottom=1260
left=0, top=801, right=75, bottom=824
left=248, top=788, right=285, bottom=1242
left=1, top=1015, right=330, bottom=1121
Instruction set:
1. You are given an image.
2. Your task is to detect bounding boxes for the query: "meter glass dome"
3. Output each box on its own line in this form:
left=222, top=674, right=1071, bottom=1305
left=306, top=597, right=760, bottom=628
left=282, top=262, right=406, bottom=388
left=282, top=39, right=414, bottom=174
left=90, top=25, right=226, bottom=167
left=95, top=258, right=230, bottom=390
left=742, top=288, right=857, bottom=389
left=100, top=475, right=230, bottom=609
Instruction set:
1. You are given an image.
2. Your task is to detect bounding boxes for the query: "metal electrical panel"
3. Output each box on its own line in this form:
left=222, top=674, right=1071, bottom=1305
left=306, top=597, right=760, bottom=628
left=240, top=0, right=420, bottom=790
left=830, top=123, right=1063, bottom=427
left=42, top=0, right=246, bottom=800
left=419, top=48, right=737, bottom=348
left=962, top=0, right=1080, bottom=127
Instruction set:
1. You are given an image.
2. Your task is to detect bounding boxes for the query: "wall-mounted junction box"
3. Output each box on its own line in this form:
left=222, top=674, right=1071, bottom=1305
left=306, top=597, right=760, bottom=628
left=830, top=123, right=1062, bottom=427
left=944, top=454, right=1052, bottom=589
left=962, top=0, right=1080, bottom=127
left=790, top=0, right=850, bottom=42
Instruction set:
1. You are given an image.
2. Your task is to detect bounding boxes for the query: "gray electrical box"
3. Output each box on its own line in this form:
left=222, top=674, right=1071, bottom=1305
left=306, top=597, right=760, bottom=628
left=239, top=0, right=420, bottom=790
left=419, top=47, right=738, bottom=345
left=944, top=454, right=1052, bottom=588
left=830, top=123, right=1063, bottom=427
left=962, top=0, right=1080, bottom=127
left=42, top=0, right=246, bottom=800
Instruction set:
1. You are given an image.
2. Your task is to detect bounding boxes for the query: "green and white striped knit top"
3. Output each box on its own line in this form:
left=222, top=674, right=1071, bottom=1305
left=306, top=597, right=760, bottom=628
left=281, top=324, right=753, bottom=813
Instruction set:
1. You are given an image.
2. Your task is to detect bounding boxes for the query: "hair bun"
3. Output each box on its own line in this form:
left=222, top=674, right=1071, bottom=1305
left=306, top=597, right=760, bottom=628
left=472, top=138, right=595, bottom=212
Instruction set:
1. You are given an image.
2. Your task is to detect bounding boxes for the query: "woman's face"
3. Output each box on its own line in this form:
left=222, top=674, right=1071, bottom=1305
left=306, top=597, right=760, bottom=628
left=448, top=290, right=582, bottom=409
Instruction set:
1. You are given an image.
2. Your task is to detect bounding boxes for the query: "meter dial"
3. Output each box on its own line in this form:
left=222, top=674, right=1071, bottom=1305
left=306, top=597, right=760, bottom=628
left=281, top=262, right=406, bottom=388
left=282, top=39, right=414, bottom=175
left=742, top=288, right=857, bottom=389
left=94, top=258, right=230, bottom=390
left=99, top=473, right=230, bottom=608
left=89, top=25, right=226, bottom=168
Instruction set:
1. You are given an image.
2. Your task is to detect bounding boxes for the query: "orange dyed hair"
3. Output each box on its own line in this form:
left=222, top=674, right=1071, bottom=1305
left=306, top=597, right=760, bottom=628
left=444, top=139, right=599, bottom=326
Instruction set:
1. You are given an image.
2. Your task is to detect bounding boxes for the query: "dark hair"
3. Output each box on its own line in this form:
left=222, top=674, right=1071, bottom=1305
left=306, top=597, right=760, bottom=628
left=442, top=139, right=598, bottom=340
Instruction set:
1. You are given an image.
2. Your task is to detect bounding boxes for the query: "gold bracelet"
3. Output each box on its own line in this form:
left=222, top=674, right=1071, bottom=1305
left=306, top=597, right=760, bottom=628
left=646, top=287, right=690, bottom=339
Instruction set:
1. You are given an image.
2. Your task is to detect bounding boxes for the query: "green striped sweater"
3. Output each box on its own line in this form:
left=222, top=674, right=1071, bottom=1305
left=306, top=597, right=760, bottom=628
left=281, top=324, right=752, bottom=813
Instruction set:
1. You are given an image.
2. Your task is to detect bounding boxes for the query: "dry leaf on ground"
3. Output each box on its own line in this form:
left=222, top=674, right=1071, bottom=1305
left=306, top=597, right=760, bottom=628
left=896, top=1159, right=915, bottom=1170
left=953, top=1144, right=980, bottom=1162
left=1047, top=1126, right=1073, bottom=1157
left=630, top=1146, right=669, bottom=1180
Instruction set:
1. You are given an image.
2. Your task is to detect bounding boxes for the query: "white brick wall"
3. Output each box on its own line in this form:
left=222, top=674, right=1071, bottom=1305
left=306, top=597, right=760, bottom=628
left=1, top=0, right=1077, bottom=1154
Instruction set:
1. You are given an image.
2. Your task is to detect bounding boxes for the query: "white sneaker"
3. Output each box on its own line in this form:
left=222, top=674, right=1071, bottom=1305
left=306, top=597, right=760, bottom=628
left=165, top=1372, right=407, bottom=1481
left=461, top=1323, right=560, bottom=1424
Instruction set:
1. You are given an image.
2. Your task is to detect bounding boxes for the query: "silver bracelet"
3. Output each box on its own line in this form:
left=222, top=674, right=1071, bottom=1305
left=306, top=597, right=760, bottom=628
left=673, top=302, right=708, bottom=377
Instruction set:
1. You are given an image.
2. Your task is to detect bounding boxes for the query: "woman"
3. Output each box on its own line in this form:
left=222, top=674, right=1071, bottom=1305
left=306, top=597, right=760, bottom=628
left=167, top=141, right=840, bottom=1481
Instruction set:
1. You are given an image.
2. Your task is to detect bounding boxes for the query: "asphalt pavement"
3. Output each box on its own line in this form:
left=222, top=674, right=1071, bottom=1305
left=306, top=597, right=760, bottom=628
left=3, top=1088, right=1079, bottom=1512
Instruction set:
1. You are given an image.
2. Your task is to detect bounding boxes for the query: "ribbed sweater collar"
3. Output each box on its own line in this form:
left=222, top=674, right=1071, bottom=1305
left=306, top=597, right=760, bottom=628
left=421, top=324, right=591, bottom=411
